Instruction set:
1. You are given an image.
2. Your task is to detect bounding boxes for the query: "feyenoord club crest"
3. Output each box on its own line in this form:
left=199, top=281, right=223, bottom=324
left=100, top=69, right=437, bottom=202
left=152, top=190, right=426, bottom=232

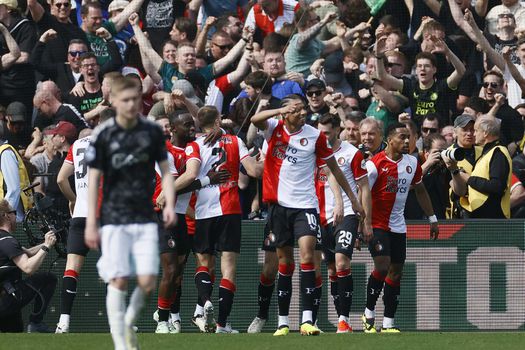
left=375, top=242, right=383, bottom=252
left=185, top=146, right=193, bottom=156
left=338, top=157, right=346, bottom=165
left=406, top=165, right=412, bottom=174
left=168, top=239, right=176, bottom=249
left=300, top=138, right=308, bottom=146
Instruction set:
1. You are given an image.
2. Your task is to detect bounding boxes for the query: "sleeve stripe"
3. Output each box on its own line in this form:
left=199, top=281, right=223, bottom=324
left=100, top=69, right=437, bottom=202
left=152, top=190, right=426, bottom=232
left=321, top=154, right=334, bottom=161
left=355, top=173, right=367, bottom=181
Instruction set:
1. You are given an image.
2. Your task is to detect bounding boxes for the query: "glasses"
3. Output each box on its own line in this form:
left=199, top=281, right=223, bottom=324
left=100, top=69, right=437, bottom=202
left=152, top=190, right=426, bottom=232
left=306, top=90, right=325, bottom=97
left=483, top=82, right=499, bottom=89
left=69, top=50, right=86, bottom=57
left=81, top=63, right=98, bottom=68
left=498, top=14, right=514, bottom=19
left=212, top=42, right=233, bottom=50
left=55, top=2, right=71, bottom=8
left=422, top=127, right=438, bottom=133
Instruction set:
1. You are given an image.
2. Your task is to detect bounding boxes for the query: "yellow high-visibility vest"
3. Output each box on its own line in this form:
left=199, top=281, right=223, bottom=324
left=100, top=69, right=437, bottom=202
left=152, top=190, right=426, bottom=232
left=0, top=143, right=32, bottom=211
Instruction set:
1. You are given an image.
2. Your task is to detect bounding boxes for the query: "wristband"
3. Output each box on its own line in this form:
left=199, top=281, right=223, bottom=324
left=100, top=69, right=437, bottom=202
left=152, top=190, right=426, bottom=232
left=41, top=246, right=50, bottom=253
left=241, top=37, right=249, bottom=43
left=428, top=215, right=438, bottom=224
left=200, top=176, right=211, bottom=187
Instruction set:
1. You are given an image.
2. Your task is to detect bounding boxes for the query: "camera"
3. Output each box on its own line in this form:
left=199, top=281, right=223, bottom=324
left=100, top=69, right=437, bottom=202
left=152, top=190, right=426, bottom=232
left=440, top=148, right=465, bottom=161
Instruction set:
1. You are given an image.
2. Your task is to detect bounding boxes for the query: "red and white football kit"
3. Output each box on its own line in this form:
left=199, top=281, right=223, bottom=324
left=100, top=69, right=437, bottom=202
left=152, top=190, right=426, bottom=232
left=366, top=151, right=423, bottom=233
left=263, top=118, right=333, bottom=209
left=245, top=0, right=299, bottom=36
left=64, top=136, right=91, bottom=219
left=185, top=132, right=249, bottom=219
left=316, top=141, right=367, bottom=226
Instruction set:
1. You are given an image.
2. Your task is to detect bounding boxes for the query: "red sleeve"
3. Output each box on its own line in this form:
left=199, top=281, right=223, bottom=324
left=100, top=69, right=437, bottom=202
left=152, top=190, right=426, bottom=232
left=316, top=156, right=326, bottom=168
left=185, top=142, right=201, bottom=162
left=64, top=144, right=74, bottom=164
left=411, top=160, right=423, bottom=185
left=511, top=173, right=520, bottom=187
left=216, top=74, right=234, bottom=95
left=294, top=2, right=300, bottom=11
left=315, top=132, right=333, bottom=160
left=350, top=150, right=367, bottom=180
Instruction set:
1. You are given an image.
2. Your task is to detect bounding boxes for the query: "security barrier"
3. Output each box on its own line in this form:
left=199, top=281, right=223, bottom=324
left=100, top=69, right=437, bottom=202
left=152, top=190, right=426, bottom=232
left=18, top=220, right=525, bottom=332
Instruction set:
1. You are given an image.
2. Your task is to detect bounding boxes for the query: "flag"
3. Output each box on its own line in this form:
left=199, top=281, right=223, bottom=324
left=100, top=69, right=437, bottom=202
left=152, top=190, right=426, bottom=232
left=365, top=0, right=387, bottom=16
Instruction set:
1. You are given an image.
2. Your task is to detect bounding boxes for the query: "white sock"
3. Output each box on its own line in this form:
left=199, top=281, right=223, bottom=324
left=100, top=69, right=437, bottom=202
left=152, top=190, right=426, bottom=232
left=194, top=304, right=204, bottom=317
left=58, top=314, right=70, bottom=327
left=106, top=285, right=127, bottom=350
left=171, top=313, right=181, bottom=322
left=364, top=308, right=375, bottom=319
left=278, top=315, right=289, bottom=328
left=383, top=316, right=395, bottom=328
left=301, top=310, right=313, bottom=324
left=124, top=287, right=147, bottom=326
left=338, top=315, right=349, bottom=323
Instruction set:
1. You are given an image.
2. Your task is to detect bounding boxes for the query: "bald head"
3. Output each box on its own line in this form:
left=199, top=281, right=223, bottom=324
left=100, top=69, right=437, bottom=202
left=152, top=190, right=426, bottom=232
left=34, top=81, right=61, bottom=116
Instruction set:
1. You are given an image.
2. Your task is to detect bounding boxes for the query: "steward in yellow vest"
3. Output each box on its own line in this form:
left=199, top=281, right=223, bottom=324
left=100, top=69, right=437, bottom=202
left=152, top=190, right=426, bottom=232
left=0, top=142, right=32, bottom=214
left=445, top=117, right=511, bottom=219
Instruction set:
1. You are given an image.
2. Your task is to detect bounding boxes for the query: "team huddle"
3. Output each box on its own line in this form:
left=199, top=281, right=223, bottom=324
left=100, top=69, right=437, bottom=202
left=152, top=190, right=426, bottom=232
left=56, top=75, right=439, bottom=349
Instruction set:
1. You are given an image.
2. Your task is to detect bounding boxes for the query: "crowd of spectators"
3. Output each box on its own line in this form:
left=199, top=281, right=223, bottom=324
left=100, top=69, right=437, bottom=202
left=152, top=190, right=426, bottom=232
left=2, top=0, right=525, bottom=221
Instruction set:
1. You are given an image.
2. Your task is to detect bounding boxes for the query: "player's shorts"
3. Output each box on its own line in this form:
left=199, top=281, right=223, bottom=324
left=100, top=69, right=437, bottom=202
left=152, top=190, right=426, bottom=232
left=194, top=214, right=241, bottom=254
left=156, top=212, right=190, bottom=255
left=262, top=220, right=324, bottom=253
left=267, top=204, right=321, bottom=248
left=67, top=217, right=89, bottom=257
left=322, top=215, right=359, bottom=261
left=97, top=223, right=159, bottom=283
left=368, top=228, right=406, bottom=264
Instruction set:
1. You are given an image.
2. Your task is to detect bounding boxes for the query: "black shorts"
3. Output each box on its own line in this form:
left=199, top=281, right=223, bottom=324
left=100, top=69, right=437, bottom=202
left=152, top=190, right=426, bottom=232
left=194, top=214, right=241, bottom=254
left=322, top=215, right=359, bottom=260
left=368, top=228, right=406, bottom=264
left=267, top=204, right=321, bottom=248
left=67, top=217, right=89, bottom=256
left=157, top=213, right=190, bottom=255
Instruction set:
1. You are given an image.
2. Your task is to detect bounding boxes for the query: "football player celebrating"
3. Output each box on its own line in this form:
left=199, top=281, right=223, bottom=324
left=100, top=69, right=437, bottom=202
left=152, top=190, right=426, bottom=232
left=315, top=114, right=372, bottom=333
left=251, top=94, right=367, bottom=336
left=362, top=122, right=439, bottom=333
left=177, top=106, right=263, bottom=333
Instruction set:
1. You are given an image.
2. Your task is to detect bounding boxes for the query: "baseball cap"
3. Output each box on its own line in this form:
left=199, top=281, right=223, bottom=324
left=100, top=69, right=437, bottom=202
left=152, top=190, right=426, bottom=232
left=0, top=0, right=18, bottom=10
left=454, top=114, right=475, bottom=128
left=306, top=79, right=326, bottom=91
left=44, top=121, right=78, bottom=143
left=324, top=54, right=344, bottom=85
left=6, top=102, right=27, bottom=123
left=108, top=0, right=129, bottom=13
left=172, top=79, right=202, bottom=106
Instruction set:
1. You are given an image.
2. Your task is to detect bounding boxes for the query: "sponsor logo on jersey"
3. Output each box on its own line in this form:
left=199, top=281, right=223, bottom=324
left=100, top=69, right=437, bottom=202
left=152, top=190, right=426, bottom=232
left=381, top=167, right=389, bottom=173
left=338, top=157, right=346, bottom=165
left=386, top=176, right=408, bottom=193
left=300, top=138, right=308, bottom=146
left=272, top=141, right=298, bottom=163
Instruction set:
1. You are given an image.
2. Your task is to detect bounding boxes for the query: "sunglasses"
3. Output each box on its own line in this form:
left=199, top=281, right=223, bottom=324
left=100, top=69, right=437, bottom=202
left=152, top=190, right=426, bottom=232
left=422, top=127, right=438, bottom=133
left=55, top=2, right=71, bottom=8
left=213, top=42, right=233, bottom=50
left=306, top=90, right=325, bottom=97
left=498, top=14, right=514, bottom=19
left=69, top=50, right=86, bottom=57
left=386, top=62, right=403, bottom=68
left=483, top=82, right=499, bottom=89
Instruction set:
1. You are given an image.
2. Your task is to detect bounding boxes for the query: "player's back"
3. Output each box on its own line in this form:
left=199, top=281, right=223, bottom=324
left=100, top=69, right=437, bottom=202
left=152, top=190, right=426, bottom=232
left=367, top=151, right=422, bottom=233
left=65, top=136, right=91, bottom=218
left=185, top=132, right=248, bottom=219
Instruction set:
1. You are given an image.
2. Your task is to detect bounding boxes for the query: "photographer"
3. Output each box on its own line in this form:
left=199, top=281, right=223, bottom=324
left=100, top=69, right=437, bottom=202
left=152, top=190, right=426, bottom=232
left=0, top=199, right=57, bottom=332
left=421, top=134, right=449, bottom=219
left=444, top=117, right=512, bottom=219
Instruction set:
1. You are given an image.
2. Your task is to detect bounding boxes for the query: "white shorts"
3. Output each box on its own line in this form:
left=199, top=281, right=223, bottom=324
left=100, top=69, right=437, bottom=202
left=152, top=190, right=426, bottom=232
left=97, top=223, right=160, bottom=283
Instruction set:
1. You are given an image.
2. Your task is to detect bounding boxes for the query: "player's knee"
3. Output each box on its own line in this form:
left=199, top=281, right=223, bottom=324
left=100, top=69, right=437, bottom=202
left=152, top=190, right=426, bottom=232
left=162, top=263, right=177, bottom=281
left=262, top=259, right=278, bottom=278
left=299, top=251, right=314, bottom=264
left=388, top=271, right=403, bottom=282
left=335, top=260, right=351, bottom=273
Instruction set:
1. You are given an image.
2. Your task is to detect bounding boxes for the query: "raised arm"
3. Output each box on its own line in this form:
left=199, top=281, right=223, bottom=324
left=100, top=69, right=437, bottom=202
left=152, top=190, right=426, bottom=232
left=196, top=16, right=216, bottom=57
left=375, top=37, right=404, bottom=92
left=0, top=23, right=21, bottom=70
left=111, top=0, right=145, bottom=32
left=129, top=13, right=163, bottom=78
left=447, top=0, right=477, bottom=40
left=228, top=49, right=252, bottom=86
left=26, top=0, right=45, bottom=23
left=463, top=9, right=505, bottom=71
left=297, top=12, right=337, bottom=50
left=502, top=46, right=525, bottom=99
left=251, top=105, right=293, bottom=130
left=322, top=20, right=353, bottom=55
left=100, top=39, right=124, bottom=74
left=422, top=0, right=441, bottom=16
left=212, top=28, right=252, bottom=76
left=430, top=37, right=466, bottom=89
left=371, top=83, right=404, bottom=113
left=30, top=30, right=59, bottom=77
left=475, top=0, right=488, bottom=18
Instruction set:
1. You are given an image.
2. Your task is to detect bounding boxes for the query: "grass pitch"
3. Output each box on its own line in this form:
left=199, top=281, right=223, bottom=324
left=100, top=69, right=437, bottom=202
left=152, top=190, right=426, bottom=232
left=3, top=332, right=523, bottom=350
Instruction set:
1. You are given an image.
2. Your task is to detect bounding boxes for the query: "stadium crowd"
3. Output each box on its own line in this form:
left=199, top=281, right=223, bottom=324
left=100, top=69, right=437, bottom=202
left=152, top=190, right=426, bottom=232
left=0, top=0, right=524, bottom=343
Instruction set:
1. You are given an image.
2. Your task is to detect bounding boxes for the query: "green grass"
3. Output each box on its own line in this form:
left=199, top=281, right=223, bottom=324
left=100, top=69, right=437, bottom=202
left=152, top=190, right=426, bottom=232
left=3, top=333, right=525, bottom=350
